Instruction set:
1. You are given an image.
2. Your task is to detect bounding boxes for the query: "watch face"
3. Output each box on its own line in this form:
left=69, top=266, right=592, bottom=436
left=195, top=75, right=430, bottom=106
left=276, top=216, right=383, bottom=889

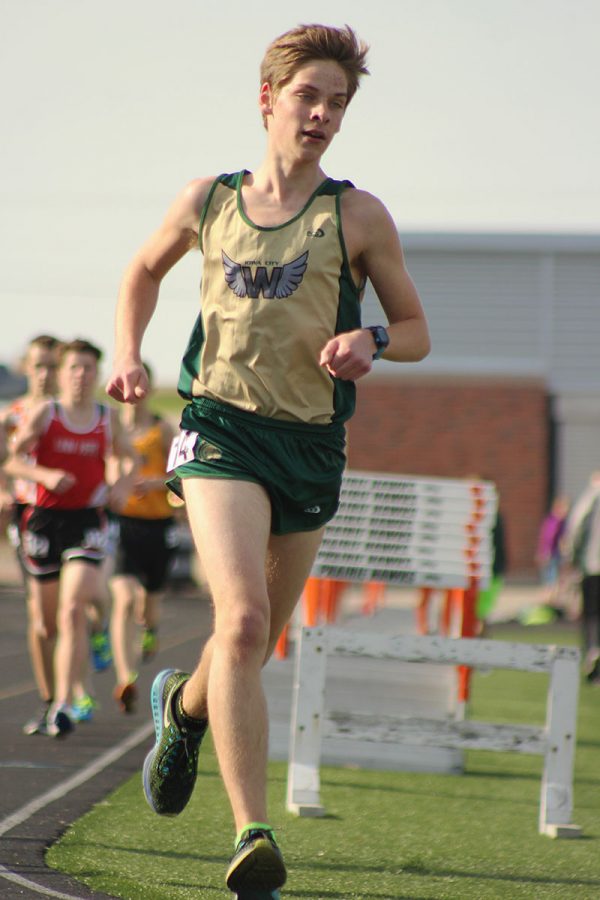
left=369, top=326, right=389, bottom=359
left=374, top=326, right=389, bottom=348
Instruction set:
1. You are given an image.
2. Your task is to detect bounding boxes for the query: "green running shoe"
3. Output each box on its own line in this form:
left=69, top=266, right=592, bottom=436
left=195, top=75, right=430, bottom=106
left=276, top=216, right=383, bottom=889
left=226, top=827, right=286, bottom=894
left=70, top=694, right=98, bottom=723
left=90, top=628, right=112, bottom=672
left=142, top=669, right=207, bottom=816
left=141, top=628, right=158, bottom=662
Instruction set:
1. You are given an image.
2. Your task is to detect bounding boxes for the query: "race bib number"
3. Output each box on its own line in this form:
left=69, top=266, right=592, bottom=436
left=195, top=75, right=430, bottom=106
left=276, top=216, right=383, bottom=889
left=83, top=527, right=108, bottom=553
left=167, top=430, right=198, bottom=472
left=22, top=530, right=50, bottom=559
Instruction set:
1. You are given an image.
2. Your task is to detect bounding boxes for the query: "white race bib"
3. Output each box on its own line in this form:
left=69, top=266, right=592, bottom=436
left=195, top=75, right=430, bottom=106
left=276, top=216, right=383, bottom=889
left=167, top=430, right=199, bottom=472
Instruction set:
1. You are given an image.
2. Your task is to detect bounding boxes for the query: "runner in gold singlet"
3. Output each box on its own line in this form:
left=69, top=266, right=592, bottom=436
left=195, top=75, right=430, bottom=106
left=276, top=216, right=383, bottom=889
left=109, top=363, right=177, bottom=713
left=107, top=23, right=430, bottom=897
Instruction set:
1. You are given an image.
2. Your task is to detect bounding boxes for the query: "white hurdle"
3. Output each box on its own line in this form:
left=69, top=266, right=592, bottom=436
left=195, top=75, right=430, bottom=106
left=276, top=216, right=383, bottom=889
left=312, top=471, right=497, bottom=589
left=286, top=628, right=581, bottom=837
left=286, top=471, right=582, bottom=838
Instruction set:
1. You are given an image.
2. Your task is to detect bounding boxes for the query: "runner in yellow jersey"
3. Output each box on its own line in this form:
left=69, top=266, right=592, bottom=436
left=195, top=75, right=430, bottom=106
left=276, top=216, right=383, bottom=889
left=109, top=362, right=177, bottom=713
left=107, top=23, right=430, bottom=898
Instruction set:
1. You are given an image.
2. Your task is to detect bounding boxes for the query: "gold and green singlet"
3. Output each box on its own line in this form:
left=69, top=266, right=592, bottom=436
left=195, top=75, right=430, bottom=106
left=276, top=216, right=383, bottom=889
left=177, top=171, right=363, bottom=427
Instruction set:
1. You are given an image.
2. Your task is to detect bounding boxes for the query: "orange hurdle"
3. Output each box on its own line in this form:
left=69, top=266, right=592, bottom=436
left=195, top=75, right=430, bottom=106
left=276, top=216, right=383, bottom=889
left=274, top=577, right=348, bottom=659
left=362, top=581, right=386, bottom=616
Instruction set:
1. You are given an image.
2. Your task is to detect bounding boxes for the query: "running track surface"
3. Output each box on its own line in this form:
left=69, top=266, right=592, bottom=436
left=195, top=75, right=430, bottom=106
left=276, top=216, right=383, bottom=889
left=0, top=579, right=213, bottom=899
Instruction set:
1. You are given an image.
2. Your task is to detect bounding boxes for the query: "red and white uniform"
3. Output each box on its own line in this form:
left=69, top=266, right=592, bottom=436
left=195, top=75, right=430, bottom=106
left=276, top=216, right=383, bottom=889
left=35, top=403, right=111, bottom=510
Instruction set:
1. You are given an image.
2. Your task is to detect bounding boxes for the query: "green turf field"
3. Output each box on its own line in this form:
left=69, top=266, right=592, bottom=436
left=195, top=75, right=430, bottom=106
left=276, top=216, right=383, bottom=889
left=47, top=624, right=600, bottom=899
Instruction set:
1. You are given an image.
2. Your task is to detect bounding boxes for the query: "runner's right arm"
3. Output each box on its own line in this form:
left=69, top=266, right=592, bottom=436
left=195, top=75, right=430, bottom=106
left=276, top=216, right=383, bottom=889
left=6, top=402, right=76, bottom=495
left=106, top=177, right=214, bottom=405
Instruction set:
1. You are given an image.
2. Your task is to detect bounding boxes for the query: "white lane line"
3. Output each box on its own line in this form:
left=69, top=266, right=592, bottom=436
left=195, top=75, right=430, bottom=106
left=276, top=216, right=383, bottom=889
left=0, top=721, right=154, bottom=836
left=0, top=720, right=154, bottom=897
left=0, top=866, right=91, bottom=899
left=0, top=679, right=36, bottom=701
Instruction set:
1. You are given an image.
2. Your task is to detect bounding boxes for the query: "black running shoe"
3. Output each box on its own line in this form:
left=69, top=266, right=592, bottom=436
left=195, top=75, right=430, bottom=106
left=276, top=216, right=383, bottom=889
left=142, top=669, right=207, bottom=816
left=226, top=828, right=286, bottom=894
left=233, top=891, right=281, bottom=899
left=46, top=703, right=74, bottom=738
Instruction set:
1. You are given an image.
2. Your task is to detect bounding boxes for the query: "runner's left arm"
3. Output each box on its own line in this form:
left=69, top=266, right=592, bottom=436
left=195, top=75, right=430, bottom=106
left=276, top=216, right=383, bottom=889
left=320, top=189, right=430, bottom=381
left=105, top=409, right=140, bottom=510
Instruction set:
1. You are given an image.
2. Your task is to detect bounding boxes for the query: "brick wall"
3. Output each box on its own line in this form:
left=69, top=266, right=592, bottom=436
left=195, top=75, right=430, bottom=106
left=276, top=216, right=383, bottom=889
left=346, top=374, right=550, bottom=578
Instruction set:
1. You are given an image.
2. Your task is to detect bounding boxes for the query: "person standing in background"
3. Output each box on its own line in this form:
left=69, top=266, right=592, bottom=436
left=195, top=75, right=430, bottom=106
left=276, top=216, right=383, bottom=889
left=562, top=472, right=600, bottom=683
left=535, top=494, right=570, bottom=608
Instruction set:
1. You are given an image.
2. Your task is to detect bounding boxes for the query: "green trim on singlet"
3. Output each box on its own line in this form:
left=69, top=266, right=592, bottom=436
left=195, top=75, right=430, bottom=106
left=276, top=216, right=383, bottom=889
left=198, top=176, right=223, bottom=253
left=332, top=185, right=363, bottom=419
left=178, top=170, right=362, bottom=426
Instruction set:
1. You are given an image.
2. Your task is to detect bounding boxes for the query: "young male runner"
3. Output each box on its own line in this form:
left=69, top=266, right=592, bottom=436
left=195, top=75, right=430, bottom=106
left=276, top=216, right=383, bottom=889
left=109, top=362, right=178, bottom=713
left=0, top=335, right=62, bottom=734
left=107, top=23, right=430, bottom=897
left=10, top=339, right=136, bottom=736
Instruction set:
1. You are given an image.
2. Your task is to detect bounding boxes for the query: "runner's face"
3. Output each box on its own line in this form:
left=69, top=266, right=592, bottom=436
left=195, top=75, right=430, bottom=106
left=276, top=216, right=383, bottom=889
left=58, top=351, right=98, bottom=403
left=263, top=60, right=348, bottom=160
left=24, top=346, right=59, bottom=398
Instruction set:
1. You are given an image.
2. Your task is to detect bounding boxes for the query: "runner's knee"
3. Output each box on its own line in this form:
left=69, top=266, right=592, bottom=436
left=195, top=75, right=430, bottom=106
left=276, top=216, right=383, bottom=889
left=215, top=604, right=270, bottom=660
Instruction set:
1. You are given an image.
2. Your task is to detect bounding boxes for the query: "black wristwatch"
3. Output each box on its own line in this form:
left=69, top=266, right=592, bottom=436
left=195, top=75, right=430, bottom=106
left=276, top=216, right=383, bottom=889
left=365, top=325, right=390, bottom=360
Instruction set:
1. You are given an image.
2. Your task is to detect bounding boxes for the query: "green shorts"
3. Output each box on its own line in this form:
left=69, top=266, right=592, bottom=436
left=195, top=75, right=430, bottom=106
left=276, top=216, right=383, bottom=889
left=167, top=398, right=347, bottom=535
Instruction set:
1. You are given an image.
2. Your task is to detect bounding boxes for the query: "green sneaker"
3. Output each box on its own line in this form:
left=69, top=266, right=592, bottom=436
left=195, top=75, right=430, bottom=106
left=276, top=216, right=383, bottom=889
left=70, top=694, right=98, bottom=723
left=142, top=669, right=207, bottom=816
left=90, top=628, right=112, bottom=672
left=226, top=827, right=286, bottom=894
left=141, top=628, right=158, bottom=663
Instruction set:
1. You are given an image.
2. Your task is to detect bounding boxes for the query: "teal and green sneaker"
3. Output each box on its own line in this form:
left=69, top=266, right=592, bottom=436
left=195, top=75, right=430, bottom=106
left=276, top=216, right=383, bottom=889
left=90, top=628, right=112, bottom=672
left=142, top=669, right=207, bottom=816
left=226, top=826, right=286, bottom=895
left=70, top=694, right=98, bottom=723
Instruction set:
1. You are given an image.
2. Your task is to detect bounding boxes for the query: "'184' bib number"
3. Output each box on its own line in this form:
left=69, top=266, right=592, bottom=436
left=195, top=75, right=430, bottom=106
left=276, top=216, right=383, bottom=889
left=167, top=430, right=198, bottom=472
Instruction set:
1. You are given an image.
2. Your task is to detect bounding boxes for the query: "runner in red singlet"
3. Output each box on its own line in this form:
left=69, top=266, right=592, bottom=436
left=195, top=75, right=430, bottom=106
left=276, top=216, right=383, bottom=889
left=9, top=338, right=137, bottom=737
left=0, top=335, right=62, bottom=734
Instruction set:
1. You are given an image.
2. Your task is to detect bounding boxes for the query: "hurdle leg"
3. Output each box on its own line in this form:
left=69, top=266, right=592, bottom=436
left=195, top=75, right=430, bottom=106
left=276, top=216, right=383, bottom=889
left=441, top=588, right=461, bottom=636
left=274, top=625, right=289, bottom=660
left=362, top=581, right=385, bottom=617
left=302, top=577, right=322, bottom=626
left=286, top=627, right=328, bottom=816
left=323, top=579, right=347, bottom=623
left=539, top=655, right=581, bottom=837
left=416, top=586, right=433, bottom=634
left=456, top=579, right=479, bottom=705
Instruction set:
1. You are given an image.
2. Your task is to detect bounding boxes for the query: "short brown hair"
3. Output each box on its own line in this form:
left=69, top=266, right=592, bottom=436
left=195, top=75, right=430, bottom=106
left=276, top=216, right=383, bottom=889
left=59, top=338, right=103, bottom=362
left=28, top=334, right=61, bottom=352
left=260, top=24, right=369, bottom=105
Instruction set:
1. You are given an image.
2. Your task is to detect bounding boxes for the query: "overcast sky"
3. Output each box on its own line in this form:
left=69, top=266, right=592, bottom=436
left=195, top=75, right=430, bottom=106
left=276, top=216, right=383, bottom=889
left=1, top=0, right=598, bottom=384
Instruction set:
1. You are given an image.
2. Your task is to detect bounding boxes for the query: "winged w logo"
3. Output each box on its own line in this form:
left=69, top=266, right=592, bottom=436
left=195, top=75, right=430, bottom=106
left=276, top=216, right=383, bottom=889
left=222, top=250, right=308, bottom=299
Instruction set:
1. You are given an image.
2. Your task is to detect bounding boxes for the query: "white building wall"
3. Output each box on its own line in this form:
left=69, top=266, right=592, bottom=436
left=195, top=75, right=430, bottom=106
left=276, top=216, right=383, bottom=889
left=362, top=233, right=600, bottom=497
left=552, top=254, right=600, bottom=391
